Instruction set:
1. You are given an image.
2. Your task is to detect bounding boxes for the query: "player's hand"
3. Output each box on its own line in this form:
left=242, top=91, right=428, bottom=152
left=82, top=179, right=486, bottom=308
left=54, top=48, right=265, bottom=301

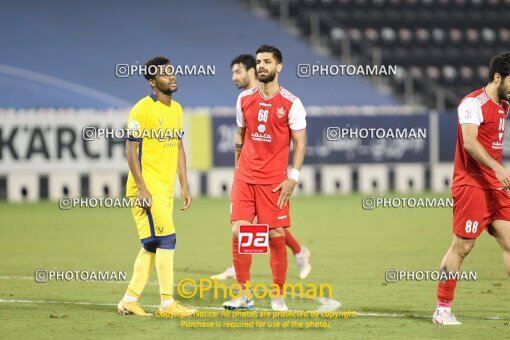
left=180, top=187, right=192, bottom=210
left=495, top=166, right=510, bottom=189
left=272, top=178, right=298, bottom=209
left=138, top=187, right=152, bottom=210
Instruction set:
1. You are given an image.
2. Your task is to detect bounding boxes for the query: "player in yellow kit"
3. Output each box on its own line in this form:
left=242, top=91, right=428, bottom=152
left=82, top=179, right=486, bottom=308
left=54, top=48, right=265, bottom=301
left=117, top=56, right=195, bottom=318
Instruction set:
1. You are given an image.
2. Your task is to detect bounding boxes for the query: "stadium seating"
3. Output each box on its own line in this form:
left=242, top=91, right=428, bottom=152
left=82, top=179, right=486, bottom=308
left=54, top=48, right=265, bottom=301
left=257, top=0, right=510, bottom=108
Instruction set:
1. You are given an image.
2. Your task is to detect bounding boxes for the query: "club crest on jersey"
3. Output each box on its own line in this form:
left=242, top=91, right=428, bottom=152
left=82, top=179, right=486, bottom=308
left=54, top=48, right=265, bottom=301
left=277, top=107, right=286, bottom=118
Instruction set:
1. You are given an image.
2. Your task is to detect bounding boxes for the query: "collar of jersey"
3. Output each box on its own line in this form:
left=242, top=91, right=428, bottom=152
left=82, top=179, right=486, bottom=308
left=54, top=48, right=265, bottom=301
left=257, top=86, right=281, bottom=101
left=482, top=87, right=505, bottom=107
left=149, top=92, right=174, bottom=109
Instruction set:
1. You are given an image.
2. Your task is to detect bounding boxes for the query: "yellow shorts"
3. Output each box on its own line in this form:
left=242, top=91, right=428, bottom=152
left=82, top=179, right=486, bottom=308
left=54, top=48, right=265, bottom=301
left=129, top=195, right=175, bottom=243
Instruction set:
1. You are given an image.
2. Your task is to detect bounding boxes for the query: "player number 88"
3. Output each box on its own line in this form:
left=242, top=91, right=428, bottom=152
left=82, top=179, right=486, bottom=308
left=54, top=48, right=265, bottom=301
left=465, top=220, right=478, bottom=233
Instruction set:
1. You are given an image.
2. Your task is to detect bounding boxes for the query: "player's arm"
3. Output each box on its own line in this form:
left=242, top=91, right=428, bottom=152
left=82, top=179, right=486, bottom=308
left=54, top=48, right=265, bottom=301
left=461, top=124, right=510, bottom=188
left=177, top=139, right=192, bottom=210
left=272, top=130, right=306, bottom=208
left=290, top=129, right=306, bottom=171
left=272, top=98, right=307, bottom=208
left=234, top=127, right=246, bottom=166
left=458, top=97, right=510, bottom=188
left=125, top=140, right=151, bottom=209
left=235, top=93, right=246, bottom=167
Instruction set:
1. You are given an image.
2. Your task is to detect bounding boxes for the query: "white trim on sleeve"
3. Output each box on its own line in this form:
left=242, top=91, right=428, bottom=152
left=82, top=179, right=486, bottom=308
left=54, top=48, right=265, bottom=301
left=288, top=98, right=307, bottom=131
left=458, top=97, right=483, bottom=126
left=236, top=94, right=245, bottom=128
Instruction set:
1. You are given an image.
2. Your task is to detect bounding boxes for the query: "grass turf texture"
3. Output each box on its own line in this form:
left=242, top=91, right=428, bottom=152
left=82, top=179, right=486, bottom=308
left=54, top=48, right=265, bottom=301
left=1, top=194, right=509, bottom=339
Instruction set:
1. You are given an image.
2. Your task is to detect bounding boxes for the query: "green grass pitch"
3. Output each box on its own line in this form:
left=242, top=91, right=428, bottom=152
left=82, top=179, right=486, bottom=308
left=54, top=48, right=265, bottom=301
left=0, top=195, right=509, bottom=339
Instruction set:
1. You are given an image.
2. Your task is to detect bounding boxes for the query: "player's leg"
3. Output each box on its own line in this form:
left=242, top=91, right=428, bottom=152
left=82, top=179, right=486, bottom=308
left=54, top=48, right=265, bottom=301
left=433, top=235, right=476, bottom=325
left=433, top=186, right=488, bottom=325
left=285, top=229, right=312, bottom=279
left=222, top=219, right=255, bottom=310
left=255, top=184, right=291, bottom=311
left=269, top=227, right=288, bottom=311
left=223, top=179, right=256, bottom=309
left=118, top=201, right=156, bottom=316
left=490, top=219, right=510, bottom=277
left=490, top=189, right=510, bottom=277
left=150, top=196, right=195, bottom=318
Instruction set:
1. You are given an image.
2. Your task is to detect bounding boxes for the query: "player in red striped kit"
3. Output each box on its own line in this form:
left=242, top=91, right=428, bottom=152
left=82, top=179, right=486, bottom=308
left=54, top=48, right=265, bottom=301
left=211, top=54, right=312, bottom=281
left=222, top=45, right=307, bottom=311
left=433, top=52, right=510, bottom=325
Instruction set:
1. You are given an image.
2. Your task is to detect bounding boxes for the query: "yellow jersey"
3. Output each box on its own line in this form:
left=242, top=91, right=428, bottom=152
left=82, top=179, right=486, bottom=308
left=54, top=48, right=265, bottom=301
left=126, top=94, right=183, bottom=197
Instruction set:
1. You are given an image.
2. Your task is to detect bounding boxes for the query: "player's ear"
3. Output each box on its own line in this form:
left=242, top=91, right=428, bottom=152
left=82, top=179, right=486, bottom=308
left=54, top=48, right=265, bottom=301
left=276, top=63, right=283, bottom=73
left=494, top=73, right=502, bottom=84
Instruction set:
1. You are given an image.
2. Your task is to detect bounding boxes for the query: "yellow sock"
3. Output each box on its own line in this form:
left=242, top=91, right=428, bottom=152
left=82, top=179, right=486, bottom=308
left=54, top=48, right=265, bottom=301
left=126, top=288, right=140, bottom=299
left=155, top=248, right=174, bottom=303
left=161, top=294, right=172, bottom=301
left=125, top=248, right=155, bottom=299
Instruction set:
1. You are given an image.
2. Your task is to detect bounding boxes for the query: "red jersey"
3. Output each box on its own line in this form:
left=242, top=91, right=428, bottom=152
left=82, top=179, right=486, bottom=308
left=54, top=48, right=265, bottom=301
left=452, top=88, right=509, bottom=189
left=235, top=86, right=307, bottom=184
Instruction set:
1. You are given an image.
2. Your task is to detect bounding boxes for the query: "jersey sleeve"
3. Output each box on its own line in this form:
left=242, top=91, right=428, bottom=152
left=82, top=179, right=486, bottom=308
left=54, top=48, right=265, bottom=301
left=127, top=102, right=147, bottom=142
left=236, top=94, right=245, bottom=128
left=458, top=97, right=483, bottom=126
left=288, top=98, right=307, bottom=131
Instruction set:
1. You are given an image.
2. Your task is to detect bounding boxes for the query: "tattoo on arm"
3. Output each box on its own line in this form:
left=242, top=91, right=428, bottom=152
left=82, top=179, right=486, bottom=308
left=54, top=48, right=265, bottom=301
left=235, top=143, right=243, bottom=150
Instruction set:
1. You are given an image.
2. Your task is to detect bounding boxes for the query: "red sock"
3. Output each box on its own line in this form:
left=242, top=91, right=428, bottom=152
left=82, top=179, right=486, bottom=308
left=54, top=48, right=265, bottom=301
left=232, top=236, right=252, bottom=286
left=437, top=279, right=457, bottom=307
left=284, top=229, right=301, bottom=254
left=270, top=236, right=288, bottom=292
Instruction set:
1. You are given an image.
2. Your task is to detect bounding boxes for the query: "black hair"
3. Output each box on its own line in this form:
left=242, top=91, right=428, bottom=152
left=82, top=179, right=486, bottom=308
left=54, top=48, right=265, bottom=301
left=489, top=52, right=510, bottom=82
left=255, top=45, right=282, bottom=64
left=143, top=56, right=170, bottom=80
left=230, top=54, right=256, bottom=71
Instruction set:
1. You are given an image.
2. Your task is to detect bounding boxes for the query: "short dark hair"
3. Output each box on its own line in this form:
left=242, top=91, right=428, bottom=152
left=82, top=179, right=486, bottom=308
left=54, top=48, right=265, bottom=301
left=143, top=56, right=169, bottom=80
left=255, top=45, right=282, bottom=64
left=230, top=54, right=256, bottom=71
left=489, top=52, right=510, bottom=82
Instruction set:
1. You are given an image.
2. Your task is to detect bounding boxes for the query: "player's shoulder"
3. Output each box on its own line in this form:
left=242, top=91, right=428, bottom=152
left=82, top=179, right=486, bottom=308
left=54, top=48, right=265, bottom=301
left=238, top=86, right=258, bottom=100
left=171, top=99, right=183, bottom=111
left=279, top=87, right=300, bottom=103
left=131, top=95, right=155, bottom=112
left=460, top=88, right=488, bottom=107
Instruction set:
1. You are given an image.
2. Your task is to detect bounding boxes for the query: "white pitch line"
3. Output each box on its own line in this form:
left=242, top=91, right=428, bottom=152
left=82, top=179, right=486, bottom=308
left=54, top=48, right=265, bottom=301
left=0, top=299, right=506, bottom=320
left=0, top=275, right=342, bottom=311
left=0, top=298, right=397, bottom=315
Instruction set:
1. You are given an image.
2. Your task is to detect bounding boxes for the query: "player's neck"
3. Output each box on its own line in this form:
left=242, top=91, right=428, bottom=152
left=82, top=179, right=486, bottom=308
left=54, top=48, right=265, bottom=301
left=244, top=80, right=258, bottom=90
left=153, top=89, right=173, bottom=106
left=258, top=81, right=280, bottom=99
left=485, top=83, right=502, bottom=105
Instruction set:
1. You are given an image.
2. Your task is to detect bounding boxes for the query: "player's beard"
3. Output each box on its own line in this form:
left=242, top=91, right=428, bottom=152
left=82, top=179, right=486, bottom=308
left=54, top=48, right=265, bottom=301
left=257, top=69, right=276, bottom=84
left=159, top=84, right=177, bottom=96
left=237, top=75, right=250, bottom=89
left=497, top=82, right=509, bottom=101
left=161, top=88, right=176, bottom=95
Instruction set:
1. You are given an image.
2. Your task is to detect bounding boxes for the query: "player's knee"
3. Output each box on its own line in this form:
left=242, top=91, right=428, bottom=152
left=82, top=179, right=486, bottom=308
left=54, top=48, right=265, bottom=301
left=269, top=227, right=285, bottom=238
left=231, top=220, right=250, bottom=239
left=451, top=237, right=475, bottom=258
